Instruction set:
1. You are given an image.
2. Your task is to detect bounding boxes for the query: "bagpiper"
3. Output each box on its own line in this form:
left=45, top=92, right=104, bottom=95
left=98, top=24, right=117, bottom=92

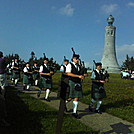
left=37, top=58, right=54, bottom=101
left=65, top=50, right=87, bottom=118
left=89, top=62, right=107, bottom=114
left=57, top=57, right=69, bottom=99
left=32, top=62, right=40, bottom=86
left=11, top=58, right=20, bottom=86
left=23, top=63, right=33, bottom=90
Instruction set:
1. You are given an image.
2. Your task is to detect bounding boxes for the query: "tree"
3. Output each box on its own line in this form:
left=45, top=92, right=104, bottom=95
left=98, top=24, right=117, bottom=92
left=122, top=54, right=134, bottom=71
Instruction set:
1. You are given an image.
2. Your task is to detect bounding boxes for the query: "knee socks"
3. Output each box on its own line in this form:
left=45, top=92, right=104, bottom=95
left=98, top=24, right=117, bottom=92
left=96, top=101, right=102, bottom=110
left=35, top=80, right=38, bottom=86
left=73, top=101, right=78, bottom=113
left=45, top=89, right=50, bottom=99
left=90, top=99, right=102, bottom=110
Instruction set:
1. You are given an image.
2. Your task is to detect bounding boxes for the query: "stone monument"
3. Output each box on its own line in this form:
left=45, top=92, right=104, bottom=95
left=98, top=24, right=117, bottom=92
left=101, top=15, right=120, bottom=73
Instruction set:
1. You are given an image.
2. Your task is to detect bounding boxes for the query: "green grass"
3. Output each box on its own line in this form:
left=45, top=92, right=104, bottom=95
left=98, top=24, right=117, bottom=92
left=80, top=73, right=134, bottom=123
left=1, top=86, right=99, bottom=134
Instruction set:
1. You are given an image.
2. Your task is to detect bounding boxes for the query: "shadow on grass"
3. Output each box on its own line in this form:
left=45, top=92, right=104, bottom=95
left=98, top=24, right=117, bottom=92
left=103, top=122, right=132, bottom=134
left=78, top=108, right=96, bottom=118
left=0, top=86, right=57, bottom=134
left=102, top=98, right=134, bottom=111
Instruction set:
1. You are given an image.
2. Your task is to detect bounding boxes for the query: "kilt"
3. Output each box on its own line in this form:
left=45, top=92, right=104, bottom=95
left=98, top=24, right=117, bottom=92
left=12, top=70, right=20, bottom=79
left=39, top=77, right=52, bottom=89
left=91, top=84, right=106, bottom=100
left=68, top=80, right=83, bottom=98
left=23, top=74, right=32, bottom=85
left=32, top=73, right=40, bottom=80
left=0, top=74, right=6, bottom=87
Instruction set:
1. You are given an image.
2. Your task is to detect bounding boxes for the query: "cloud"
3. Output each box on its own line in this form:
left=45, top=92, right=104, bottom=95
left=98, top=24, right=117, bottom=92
left=101, top=4, right=118, bottom=14
left=117, top=44, right=134, bottom=54
left=51, top=6, right=56, bottom=10
left=127, top=2, right=134, bottom=7
left=59, top=4, right=75, bottom=16
left=117, top=44, right=134, bottom=63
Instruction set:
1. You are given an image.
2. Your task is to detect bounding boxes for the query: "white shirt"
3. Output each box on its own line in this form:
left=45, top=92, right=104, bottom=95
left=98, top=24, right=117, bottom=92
left=7, top=64, right=10, bottom=68
left=122, top=72, right=130, bottom=77
left=91, top=69, right=100, bottom=79
left=11, top=62, right=16, bottom=69
left=96, top=69, right=100, bottom=74
left=131, top=74, right=134, bottom=78
left=60, top=64, right=68, bottom=72
left=39, top=64, right=48, bottom=73
left=23, top=67, right=29, bottom=73
left=66, top=62, right=80, bottom=73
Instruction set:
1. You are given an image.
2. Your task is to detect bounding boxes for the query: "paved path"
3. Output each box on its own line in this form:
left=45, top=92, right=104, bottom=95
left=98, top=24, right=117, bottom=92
left=16, top=83, right=134, bottom=134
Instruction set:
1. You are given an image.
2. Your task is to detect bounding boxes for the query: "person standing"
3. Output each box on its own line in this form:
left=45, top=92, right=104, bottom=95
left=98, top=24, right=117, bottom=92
left=6, top=62, right=12, bottom=80
left=32, top=63, right=40, bottom=86
left=89, top=62, right=107, bottom=114
left=11, top=58, right=20, bottom=86
left=0, top=51, right=7, bottom=98
left=57, top=58, right=69, bottom=99
left=38, top=58, right=54, bottom=101
left=65, top=54, right=86, bottom=118
left=23, top=63, right=33, bottom=90
left=130, top=71, right=134, bottom=80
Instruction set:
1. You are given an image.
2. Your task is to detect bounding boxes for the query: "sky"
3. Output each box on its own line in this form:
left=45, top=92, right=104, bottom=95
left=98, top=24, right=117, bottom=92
left=0, top=0, right=134, bottom=67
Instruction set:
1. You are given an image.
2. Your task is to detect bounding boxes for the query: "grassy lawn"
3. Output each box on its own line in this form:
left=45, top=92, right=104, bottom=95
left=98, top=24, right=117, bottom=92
left=53, top=72, right=134, bottom=123
left=81, top=73, right=134, bottom=123
left=1, top=86, right=99, bottom=134
left=2, top=72, right=133, bottom=134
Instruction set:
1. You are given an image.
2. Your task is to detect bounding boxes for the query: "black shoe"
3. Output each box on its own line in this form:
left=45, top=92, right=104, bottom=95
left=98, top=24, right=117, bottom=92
left=37, top=92, right=41, bottom=98
left=37, top=90, right=41, bottom=98
left=23, top=86, right=26, bottom=90
left=72, top=113, right=79, bottom=119
left=44, top=98, right=50, bottom=102
left=95, top=109, right=102, bottom=114
left=89, top=106, right=93, bottom=112
left=37, top=93, right=40, bottom=98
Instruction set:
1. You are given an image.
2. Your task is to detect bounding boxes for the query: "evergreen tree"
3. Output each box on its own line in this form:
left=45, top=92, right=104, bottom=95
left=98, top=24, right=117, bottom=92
left=123, top=54, right=134, bottom=71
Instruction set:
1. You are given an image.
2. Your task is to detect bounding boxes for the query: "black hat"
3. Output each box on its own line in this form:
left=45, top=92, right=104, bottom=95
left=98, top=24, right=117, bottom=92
left=72, top=54, right=80, bottom=59
left=64, top=59, right=69, bottom=62
left=0, top=51, right=3, bottom=57
left=44, top=58, right=49, bottom=61
left=95, top=62, right=102, bottom=67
